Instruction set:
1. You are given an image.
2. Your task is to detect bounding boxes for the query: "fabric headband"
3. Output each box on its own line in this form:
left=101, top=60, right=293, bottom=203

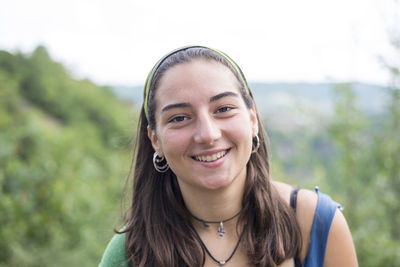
left=143, top=45, right=250, bottom=120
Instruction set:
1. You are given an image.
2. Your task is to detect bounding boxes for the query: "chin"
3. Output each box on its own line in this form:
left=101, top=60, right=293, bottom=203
left=202, top=177, right=233, bottom=190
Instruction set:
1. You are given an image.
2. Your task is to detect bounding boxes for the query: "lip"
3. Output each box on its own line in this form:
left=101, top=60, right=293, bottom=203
left=192, top=148, right=230, bottom=157
left=191, top=148, right=230, bottom=167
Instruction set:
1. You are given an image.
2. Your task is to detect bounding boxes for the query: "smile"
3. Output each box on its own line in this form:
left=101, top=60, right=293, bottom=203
left=193, top=150, right=228, bottom=162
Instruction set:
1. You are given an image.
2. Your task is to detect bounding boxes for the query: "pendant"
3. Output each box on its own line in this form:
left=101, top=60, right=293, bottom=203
left=217, top=222, right=226, bottom=237
left=219, top=260, right=226, bottom=266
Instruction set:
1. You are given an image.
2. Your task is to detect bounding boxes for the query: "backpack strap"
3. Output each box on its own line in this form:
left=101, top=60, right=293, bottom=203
left=302, top=187, right=342, bottom=267
left=290, top=187, right=343, bottom=267
left=290, top=188, right=302, bottom=267
left=290, top=188, right=300, bottom=212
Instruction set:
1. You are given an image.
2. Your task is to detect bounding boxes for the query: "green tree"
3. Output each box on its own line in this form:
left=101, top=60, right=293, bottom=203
left=0, top=47, right=136, bottom=266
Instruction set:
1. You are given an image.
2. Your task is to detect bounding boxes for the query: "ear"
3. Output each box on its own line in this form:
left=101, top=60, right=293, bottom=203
left=249, top=105, right=258, bottom=137
left=147, top=126, right=164, bottom=157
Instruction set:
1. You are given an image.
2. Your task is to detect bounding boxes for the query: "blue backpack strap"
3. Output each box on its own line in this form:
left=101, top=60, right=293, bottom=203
left=302, top=187, right=343, bottom=267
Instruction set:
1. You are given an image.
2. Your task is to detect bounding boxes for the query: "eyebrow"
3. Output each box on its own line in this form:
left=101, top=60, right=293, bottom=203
left=161, top=102, right=191, bottom=113
left=209, top=91, right=239, bottom=102
left=160, top=91, right=239, bottom=113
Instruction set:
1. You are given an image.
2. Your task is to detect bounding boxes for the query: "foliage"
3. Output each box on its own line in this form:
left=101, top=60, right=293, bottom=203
left=328, top=82, right=400, bottom=266
left=269, top=83, right=400, bottom=266
left=0, top=47, right=136, bottom=266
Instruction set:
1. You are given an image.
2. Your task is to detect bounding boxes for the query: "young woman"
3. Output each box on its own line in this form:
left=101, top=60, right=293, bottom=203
left=99, top=46, right=358, bottom=267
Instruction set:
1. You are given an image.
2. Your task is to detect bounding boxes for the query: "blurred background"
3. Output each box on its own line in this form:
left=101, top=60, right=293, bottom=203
left=0, top=0, right=399, bottom=266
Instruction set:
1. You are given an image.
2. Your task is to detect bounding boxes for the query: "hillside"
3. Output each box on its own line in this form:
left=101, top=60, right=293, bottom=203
left=0, top=46, right=136, bottom=266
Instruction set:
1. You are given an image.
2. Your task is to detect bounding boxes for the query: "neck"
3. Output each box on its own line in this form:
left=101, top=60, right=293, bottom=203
left=178, top=177, right=245, bottom=225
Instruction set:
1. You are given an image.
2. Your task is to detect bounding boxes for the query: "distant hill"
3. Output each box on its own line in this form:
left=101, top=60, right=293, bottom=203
left=249, top=82, right=387, bottom=114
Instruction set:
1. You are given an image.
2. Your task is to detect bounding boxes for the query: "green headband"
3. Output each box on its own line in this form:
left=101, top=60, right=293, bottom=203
left=143, top=45, right=250, bottom=120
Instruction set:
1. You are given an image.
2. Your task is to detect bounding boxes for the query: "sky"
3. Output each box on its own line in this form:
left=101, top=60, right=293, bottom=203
left=0, top=0, right=398, bottom=87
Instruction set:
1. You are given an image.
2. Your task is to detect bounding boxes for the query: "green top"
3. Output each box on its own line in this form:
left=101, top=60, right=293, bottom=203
left=99, top=233, right=128, bottom=267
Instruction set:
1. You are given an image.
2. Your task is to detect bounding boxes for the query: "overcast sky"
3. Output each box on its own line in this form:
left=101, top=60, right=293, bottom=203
left=0, top=0, right=398, bottom=86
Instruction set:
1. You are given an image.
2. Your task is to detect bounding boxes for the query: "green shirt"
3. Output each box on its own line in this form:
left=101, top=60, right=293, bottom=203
left=99, top=233, right=128, bottom=267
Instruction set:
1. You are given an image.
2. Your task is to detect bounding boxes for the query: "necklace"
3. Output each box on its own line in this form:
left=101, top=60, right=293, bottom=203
left=188, top=210, right=241, bottom=237
left=192, top=227, right=244, bottom=266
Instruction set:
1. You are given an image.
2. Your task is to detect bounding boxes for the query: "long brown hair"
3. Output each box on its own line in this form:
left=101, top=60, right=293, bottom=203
left=119, top=47, right=301, bottom=266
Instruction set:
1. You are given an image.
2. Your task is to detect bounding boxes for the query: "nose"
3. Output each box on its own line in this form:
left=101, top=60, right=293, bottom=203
left=193, top=112, right=221, bottom=145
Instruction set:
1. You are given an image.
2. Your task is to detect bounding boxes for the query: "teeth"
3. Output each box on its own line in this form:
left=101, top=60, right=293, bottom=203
left=195, top=151, right=227, bottom=162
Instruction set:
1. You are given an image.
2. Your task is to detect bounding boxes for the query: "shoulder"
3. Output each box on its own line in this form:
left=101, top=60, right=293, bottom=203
left=271, top=180, right=298, bottom=205
left=298, top=189, right=358, bottom=266
left=324, top=205, right=358, bottom=266
left=272, top=181, right=358, bottom=266
left=99, top=233, right=128, bottom=267
left=272, top=181, right=318, bottom=262
left=271, top=180, right=318, bottom=212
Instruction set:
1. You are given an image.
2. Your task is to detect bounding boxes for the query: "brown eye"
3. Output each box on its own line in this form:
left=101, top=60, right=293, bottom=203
left=169, top=115, right=189, bottom=123
left=216, top=106, right=234, bottom=113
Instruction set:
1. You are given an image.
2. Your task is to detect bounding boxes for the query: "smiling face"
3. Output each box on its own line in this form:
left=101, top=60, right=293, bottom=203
left=148, top=59, right=258, bottom=193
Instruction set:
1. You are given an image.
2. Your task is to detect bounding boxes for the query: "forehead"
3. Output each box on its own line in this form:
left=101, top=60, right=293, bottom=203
left=155, top=59, right=240, bottom=99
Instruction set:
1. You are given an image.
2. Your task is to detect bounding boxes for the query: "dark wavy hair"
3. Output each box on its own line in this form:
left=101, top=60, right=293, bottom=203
left=119, top=47, right=302, bottom=267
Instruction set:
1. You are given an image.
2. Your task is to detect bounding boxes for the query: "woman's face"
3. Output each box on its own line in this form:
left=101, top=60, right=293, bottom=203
left=148, top=59, right=258, bottom=192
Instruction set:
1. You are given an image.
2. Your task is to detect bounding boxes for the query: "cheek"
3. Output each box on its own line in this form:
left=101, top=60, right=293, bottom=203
left=159, top=130, right=191, bottom=158
left=235, top=130, right=253, bottom=153
left=225, top=117, right=253, bottom=148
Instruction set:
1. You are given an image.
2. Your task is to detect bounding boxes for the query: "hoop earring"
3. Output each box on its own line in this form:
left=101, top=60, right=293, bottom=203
left=153, top=152, right=169, bottom=173
left=252, top=135, right=260, bottom=153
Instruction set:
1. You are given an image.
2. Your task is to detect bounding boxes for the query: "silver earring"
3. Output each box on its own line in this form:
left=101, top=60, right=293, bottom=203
left=153, top=152, right=169, bottom=173
left=252, top=135, right=260, bottom=153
